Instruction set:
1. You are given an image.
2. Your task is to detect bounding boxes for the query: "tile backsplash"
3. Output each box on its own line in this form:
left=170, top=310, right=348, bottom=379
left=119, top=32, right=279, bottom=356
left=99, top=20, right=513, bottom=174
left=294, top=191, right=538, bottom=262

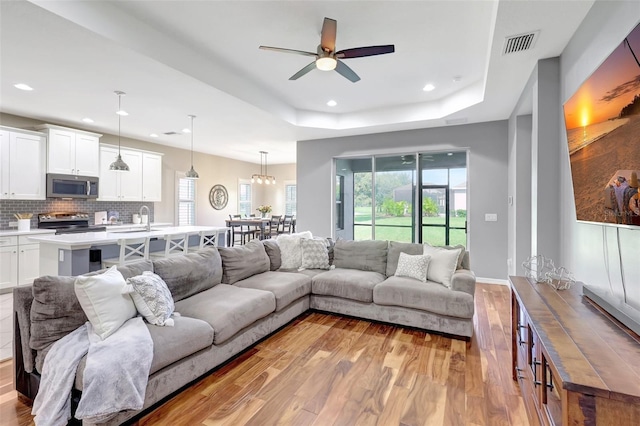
left=0, top=199, right=155, bottom=230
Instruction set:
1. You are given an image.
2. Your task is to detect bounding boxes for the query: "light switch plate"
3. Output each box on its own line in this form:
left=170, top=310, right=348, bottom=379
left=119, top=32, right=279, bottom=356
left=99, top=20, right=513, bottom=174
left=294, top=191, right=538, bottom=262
left=485, top=213, right=498, bottom=222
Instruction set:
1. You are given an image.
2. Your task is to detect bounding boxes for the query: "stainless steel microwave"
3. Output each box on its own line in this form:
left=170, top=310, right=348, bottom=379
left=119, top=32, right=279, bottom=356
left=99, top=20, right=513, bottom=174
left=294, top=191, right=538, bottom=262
left=46, top=174, right=99, bottom=199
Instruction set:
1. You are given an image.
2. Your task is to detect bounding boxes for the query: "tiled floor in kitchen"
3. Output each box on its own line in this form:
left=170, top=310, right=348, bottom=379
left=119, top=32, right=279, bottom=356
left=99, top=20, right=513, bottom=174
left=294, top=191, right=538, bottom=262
left=0, top=292, right=13, bottom=361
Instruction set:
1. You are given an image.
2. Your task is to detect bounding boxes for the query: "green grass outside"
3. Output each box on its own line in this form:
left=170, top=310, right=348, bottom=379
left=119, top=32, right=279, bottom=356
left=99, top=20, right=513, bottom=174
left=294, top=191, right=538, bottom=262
left=352, top=206, right=467, bottom=246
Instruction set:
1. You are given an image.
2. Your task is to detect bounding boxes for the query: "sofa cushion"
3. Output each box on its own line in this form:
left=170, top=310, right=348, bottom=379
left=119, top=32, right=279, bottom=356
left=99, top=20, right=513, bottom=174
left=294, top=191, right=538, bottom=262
left=153, top=248, right=222, bottom=301
left=311, top=268, right=386, bottom=303
left=300, top=238, right=331, bottom=270
left=218, top=240, right=270, bottom=284
left=75, top=315, right=214, bottom=390
left=30, top=261, right=153, bottom=355
left=234, top=271, right=311, bottom=311
left=425, top=243, right=467, bottom=270
left=386, top=241, right=426, bottom=277
left=373, top=276, right=474, bottom=319
left=332, top=239, right=388, bottom=275
left=262, top=239, right=281, bottom=271
left=174, top=284, right=275, bottom=344
left=74, top=266, right=137, bottom=340
left=394, top=252, right=431, bottom=282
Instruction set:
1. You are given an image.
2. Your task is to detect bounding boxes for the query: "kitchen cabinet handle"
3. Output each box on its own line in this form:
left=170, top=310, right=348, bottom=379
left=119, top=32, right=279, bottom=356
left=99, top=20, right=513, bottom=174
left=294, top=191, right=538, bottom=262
left=533, top=358, right=542, bottom=387
left=515, top=366, right=525, bottom=380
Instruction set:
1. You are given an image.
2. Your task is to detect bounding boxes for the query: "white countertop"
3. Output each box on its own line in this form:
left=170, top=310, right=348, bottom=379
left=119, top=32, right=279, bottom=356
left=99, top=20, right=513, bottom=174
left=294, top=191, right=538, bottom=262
left=27, top=225, right=229, bottom=249
left=0, top=228, right=56, bottom=237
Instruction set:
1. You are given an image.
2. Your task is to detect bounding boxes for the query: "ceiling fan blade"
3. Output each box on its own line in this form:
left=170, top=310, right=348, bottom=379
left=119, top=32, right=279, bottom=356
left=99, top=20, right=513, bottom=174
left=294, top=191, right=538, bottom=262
left=321, top=17, right=337, bottom=52
left=289, top=61, right=317, bottom=80
left=335, top=60, right=360, bottom=83
left=335, top=45, right=395, bottom=59
left=259, top=46, right=317, bottom=57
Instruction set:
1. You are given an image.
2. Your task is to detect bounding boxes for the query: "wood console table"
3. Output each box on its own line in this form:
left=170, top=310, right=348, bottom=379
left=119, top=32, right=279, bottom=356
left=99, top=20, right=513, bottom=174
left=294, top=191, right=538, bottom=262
left=510, top=276, right=640, bottom=425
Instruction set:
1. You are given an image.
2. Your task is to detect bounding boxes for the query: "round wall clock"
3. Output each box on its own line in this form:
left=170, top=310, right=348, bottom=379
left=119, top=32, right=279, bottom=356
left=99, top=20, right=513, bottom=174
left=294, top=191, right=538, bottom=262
left=209, top=184, right=228, bottom=210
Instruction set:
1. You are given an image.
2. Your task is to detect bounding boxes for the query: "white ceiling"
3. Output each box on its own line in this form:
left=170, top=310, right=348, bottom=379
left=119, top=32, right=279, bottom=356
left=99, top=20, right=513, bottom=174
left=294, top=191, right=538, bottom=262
left=0, top=0, right=595, bottom=164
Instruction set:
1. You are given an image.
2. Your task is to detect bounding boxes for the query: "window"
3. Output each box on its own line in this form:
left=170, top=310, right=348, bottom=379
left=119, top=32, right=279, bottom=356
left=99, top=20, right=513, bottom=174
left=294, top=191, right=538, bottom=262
left=285, top=183, right=297, bottom=216
left=336, top=175, right=344, bottom=230
left=238, top=181, right=252, bottom=216
left=177, top=174, right=196, bottom=225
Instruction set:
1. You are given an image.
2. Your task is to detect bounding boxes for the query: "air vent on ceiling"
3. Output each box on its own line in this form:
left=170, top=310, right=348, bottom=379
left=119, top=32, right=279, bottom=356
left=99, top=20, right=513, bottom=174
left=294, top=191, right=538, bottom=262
left=163, top=131, right=180, bottom=135
left=503, top=31, right=539, bottom=55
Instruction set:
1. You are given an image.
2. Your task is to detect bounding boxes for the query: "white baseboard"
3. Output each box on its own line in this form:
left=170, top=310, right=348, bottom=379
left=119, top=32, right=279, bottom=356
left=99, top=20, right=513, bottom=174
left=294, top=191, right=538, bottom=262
left=477, top=277, right=509, bottom=286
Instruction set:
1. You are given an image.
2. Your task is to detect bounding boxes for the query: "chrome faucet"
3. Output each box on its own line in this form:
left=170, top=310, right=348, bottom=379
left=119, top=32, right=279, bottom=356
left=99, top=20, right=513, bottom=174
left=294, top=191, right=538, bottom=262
left=139, top=205, right=151, bottom=232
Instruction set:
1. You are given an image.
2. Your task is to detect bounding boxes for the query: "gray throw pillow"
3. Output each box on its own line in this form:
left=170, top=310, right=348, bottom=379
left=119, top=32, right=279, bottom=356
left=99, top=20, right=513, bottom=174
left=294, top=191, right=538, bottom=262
left=300, top=238, right=330, bottom=270
left=153, top=249, right=222, bottom=301
left=262, top=239, right=281, bottom=271
left=218, top=239, right=270, bottom=284
left=332, top=239, right=388, bottom=275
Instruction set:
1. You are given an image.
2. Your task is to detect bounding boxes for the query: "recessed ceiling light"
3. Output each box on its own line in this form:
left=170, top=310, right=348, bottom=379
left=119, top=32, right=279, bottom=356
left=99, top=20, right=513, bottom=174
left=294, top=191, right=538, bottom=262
left=116, top=110, right=128, bottom=116
left=423, top=84, right=435, bottom=92
left=14, top=83, right=33, bottom=91
left=82, top=118, right=94, bottom=123
left=327, top=100, right=337, bottom=107
left=150, top=133, right=158, bottom=138
left=182, top=128, right=191, bottom=134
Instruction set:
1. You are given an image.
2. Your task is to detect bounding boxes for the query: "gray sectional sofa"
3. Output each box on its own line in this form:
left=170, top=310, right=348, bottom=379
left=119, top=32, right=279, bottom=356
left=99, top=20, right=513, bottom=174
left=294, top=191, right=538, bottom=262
left=13, top=238, right=476, bottom=424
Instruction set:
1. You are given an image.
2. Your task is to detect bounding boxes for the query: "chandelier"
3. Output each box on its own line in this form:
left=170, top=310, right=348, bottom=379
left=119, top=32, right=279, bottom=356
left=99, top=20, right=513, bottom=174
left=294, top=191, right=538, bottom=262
left=251, top=151, right=276, bottom=185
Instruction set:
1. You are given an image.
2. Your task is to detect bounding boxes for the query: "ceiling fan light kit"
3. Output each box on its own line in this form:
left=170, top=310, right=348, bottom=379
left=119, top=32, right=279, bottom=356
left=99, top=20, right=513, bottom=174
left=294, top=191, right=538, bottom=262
left=259, top=17, right=394, bottom=83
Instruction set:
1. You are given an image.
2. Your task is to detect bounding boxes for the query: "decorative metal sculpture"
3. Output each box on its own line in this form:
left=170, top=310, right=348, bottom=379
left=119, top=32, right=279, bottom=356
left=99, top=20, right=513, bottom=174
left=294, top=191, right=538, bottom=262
left=522, top=255, right=576, bottom=291
left=209, top=184, right=228, bottom=210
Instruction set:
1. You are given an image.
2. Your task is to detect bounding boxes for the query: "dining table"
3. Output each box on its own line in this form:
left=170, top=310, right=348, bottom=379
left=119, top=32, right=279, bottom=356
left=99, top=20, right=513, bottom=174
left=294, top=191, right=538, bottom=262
left=224, top=218, right=272, bottom=242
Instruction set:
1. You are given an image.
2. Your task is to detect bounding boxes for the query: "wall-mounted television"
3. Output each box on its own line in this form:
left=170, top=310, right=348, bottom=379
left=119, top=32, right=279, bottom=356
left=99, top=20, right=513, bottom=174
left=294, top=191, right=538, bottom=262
left=563, top=22, right=640, bottom=228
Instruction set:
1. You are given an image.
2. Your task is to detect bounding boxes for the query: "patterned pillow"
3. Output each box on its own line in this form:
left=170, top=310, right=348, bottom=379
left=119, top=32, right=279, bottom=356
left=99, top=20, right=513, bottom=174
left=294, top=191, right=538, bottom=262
left=123, top=271, right=175, bottom=326
left=300, top=238, right=330, bottom=270
left=394, top=252, right=431, bottom=282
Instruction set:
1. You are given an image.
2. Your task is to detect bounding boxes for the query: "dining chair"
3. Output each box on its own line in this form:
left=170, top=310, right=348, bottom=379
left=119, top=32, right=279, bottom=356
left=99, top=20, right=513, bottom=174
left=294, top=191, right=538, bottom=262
left=229, top=214, right=251, bottom=246
left=268, top=215, right=282, bottom=238
left=103, top=237, right=150, bottom=268
left=280, top=215, right=294, bottom=234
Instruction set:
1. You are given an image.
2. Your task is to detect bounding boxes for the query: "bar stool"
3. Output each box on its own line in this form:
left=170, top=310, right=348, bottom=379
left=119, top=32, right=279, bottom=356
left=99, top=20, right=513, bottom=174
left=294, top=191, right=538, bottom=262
left=103, top=237, right=150, bottom=268
left=197, top=230, right=219, bottom=250
left=150, top=233, right=188, bottom=258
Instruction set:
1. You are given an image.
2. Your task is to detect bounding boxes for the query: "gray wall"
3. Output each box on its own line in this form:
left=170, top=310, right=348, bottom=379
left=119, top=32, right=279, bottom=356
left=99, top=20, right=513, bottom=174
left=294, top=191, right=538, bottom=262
left=558, top=2, right=640, bottom=308
left=297, top=121, right=509, bottom=280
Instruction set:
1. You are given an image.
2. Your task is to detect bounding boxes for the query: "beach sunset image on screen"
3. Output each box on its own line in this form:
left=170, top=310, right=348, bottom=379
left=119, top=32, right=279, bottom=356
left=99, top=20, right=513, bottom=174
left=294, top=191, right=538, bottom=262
left=563, top=22, right=640, bottom=226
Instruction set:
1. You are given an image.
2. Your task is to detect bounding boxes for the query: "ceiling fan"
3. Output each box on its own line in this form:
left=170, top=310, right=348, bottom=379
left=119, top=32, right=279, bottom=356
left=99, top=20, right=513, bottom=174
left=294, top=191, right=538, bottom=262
left=259, top=17, right=394, bottom=83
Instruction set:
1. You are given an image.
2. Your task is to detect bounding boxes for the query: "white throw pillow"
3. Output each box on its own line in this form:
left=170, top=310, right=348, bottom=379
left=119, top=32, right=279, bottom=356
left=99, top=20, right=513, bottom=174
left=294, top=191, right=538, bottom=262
left=74, top=266, right=137, bottom=340
left=300, top=238, right=330, bottom=270
left=277, top=231, right=313, bottom=269
left=123, top=271, right=175, bottom=326
left=394, top=252, right=431, bottom=282
left=422, top=245, right=462, bottom=288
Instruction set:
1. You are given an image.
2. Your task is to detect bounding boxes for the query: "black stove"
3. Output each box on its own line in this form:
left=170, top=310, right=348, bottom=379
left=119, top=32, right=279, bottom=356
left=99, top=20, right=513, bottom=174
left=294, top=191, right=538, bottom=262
left=38, top=212, right=107, bottom=235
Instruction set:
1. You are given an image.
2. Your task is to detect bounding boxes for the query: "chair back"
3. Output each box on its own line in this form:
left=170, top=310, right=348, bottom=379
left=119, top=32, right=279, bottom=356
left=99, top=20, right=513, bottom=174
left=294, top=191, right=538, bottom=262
left=160, top=233, right=187, bottom=257
left=270, top=215, right=282, bottom=236
left=198, top=230, right=219, bottom=249
left=281, top=215, right=293, bottom=234
left=117, top=237, right=150, bottom=265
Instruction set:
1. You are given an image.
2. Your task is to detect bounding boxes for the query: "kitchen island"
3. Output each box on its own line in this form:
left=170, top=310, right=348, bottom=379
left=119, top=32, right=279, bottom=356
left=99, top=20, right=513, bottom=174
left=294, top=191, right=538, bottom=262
left=28, top=225, right=228, bottom=276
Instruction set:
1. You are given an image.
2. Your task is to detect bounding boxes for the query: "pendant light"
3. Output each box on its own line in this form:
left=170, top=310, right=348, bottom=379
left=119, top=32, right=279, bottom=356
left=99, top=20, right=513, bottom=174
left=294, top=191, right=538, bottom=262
left=251, top=151, right=276, bottom=185
left=109, top=91, right=130, bottom=171
left=185, top=114, right=199, bottom=179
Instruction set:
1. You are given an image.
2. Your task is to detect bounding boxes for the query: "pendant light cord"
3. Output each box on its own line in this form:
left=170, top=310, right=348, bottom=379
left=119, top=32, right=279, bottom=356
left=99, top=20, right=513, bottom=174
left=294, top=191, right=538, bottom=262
left=190, top=115, right=194, bottom=167
left=118, top=93, right=122, bottom=154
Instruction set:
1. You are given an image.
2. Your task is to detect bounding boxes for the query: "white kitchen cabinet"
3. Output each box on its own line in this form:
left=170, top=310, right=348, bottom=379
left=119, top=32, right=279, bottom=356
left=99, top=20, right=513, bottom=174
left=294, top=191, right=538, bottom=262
left=37, top=125, right=101, bottom=177
left=0, top=127, right=46, bottom=200
left=0, top=236, right=18, bottom=290
left=98, top=145, right=143, bottom=201
left=142, top=152, right=163, bottom=202
left=18, top=238, right=40, bottom=285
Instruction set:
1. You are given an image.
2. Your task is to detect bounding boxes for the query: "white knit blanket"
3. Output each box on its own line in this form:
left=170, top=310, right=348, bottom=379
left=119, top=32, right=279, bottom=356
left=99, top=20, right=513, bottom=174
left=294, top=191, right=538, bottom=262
left=32, top=317, right=153, bottom=425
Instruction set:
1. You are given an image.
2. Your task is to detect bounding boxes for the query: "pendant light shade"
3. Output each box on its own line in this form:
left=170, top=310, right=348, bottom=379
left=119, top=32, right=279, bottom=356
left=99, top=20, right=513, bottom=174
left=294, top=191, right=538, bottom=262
left=251, top=151, right=276, bottom=185
left=110, top=91, right=130, bottom=171
left=185, top=115, right=199, bottom=179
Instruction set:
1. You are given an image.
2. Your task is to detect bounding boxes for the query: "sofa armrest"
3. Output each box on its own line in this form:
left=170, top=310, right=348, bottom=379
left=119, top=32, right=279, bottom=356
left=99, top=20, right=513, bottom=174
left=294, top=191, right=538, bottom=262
left=451, top=269, right=476, bottom=296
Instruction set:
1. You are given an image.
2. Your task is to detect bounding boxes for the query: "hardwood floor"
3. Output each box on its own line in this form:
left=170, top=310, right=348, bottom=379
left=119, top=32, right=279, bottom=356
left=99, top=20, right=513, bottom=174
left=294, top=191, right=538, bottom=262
left=0, top=283, right=528, bottom=425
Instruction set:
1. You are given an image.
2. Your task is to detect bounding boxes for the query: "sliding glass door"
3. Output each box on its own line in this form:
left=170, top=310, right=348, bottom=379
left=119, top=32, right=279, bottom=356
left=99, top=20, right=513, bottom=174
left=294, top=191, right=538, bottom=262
left=335, top=151, right=467, bottom=246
